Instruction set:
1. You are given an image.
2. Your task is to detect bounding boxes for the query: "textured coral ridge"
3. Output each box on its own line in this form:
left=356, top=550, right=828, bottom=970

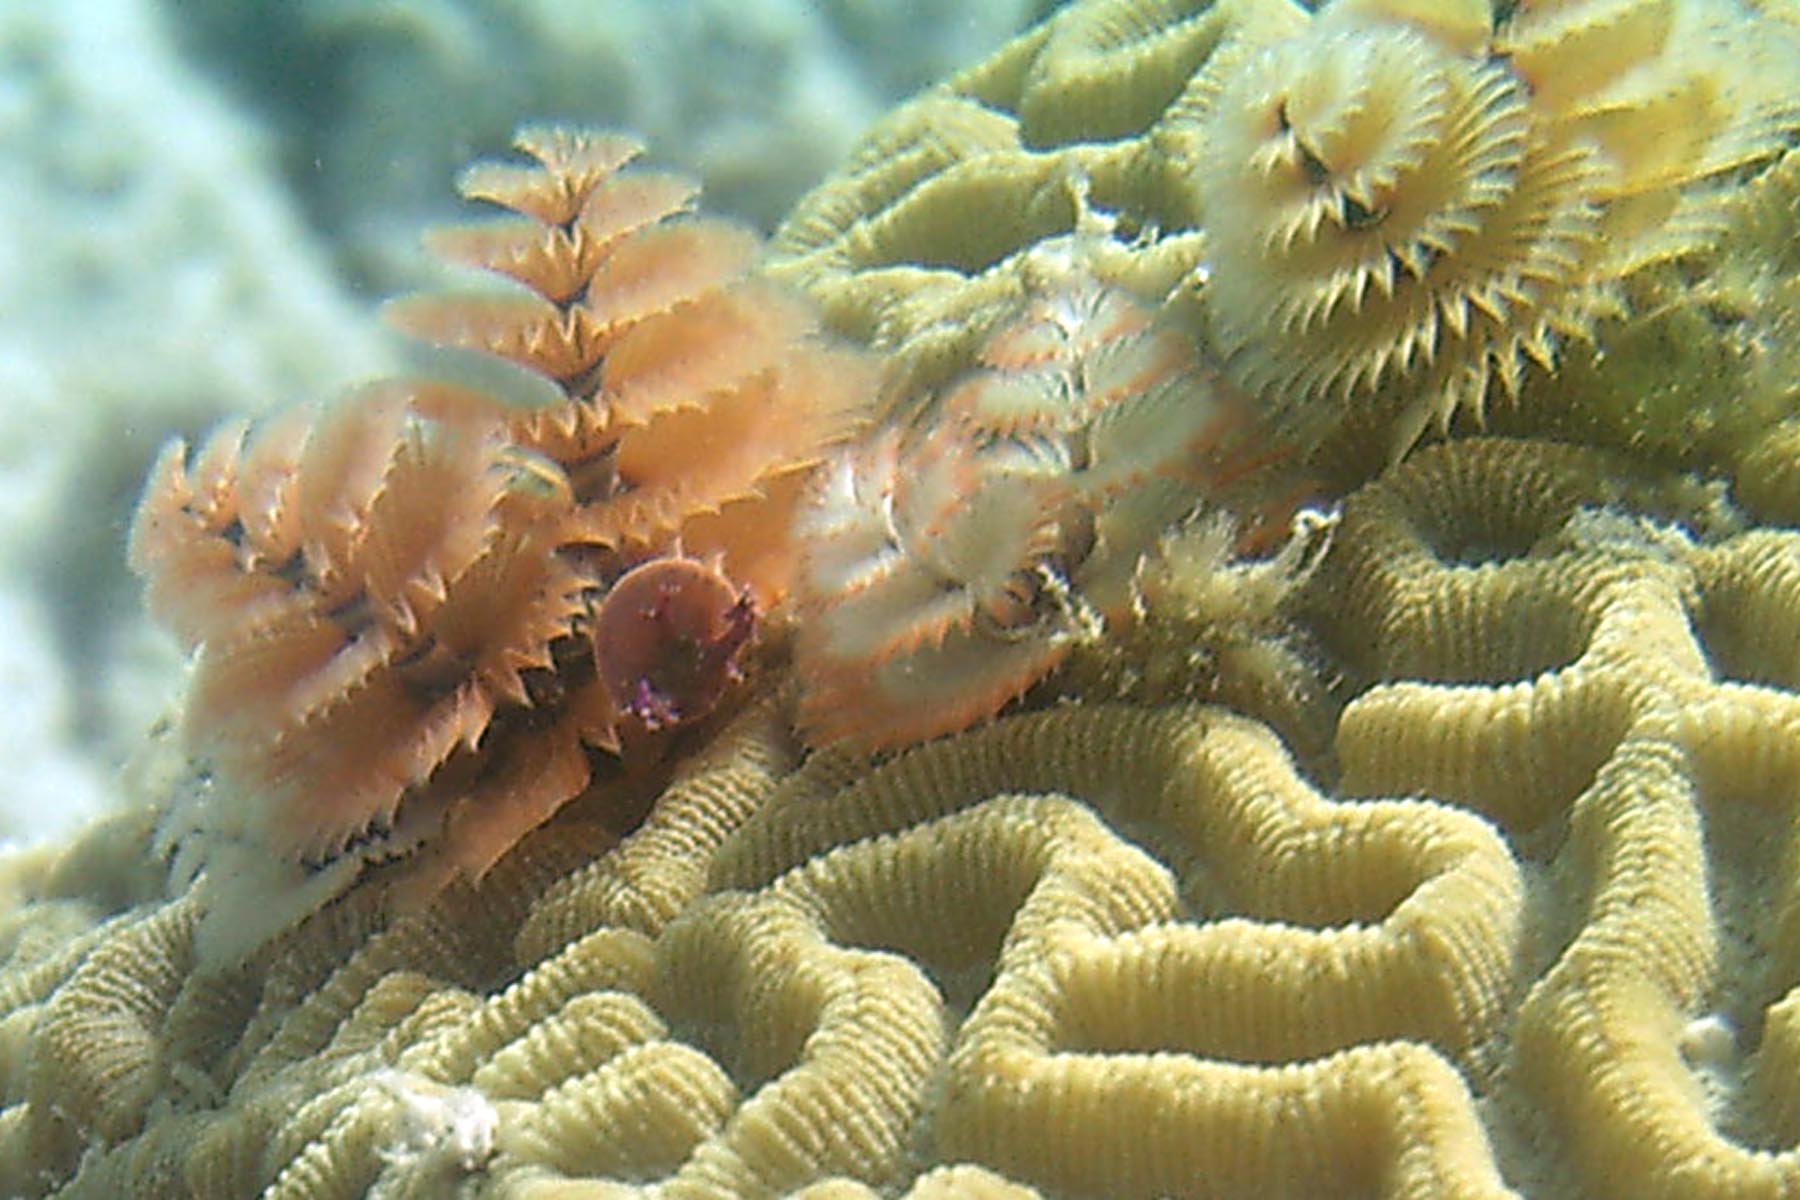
left=127, top=127, right=869, bottom=946
left=16, top=2, right=1800, bottom=1196
left=770, top=0, right=1800, bottom=487
left=11, top=438, right=1800, bottom=1198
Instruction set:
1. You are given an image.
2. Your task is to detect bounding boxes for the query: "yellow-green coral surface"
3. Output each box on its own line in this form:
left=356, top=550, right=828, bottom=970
left=9, top=0, right=1800, bottom=1196
left=9, top=437, right=1800, bottom=1198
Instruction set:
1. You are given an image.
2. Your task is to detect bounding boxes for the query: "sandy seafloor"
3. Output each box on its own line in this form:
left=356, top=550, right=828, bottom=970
left=0, top=0, right=1048, bottom=849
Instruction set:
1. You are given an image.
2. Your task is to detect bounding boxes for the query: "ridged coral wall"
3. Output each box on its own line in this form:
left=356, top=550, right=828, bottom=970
left=8, top=435, right=1800, bottom=1197
left=6, top=0, right=1800, bottom=1196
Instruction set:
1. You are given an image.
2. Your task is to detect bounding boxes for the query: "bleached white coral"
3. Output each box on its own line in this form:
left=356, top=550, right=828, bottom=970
left=368, top=1068, right=499, bottom=1174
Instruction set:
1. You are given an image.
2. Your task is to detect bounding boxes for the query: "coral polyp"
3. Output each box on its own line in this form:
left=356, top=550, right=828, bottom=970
left=793, top=422, right=1080, bottom=749
left=127, top=126, right=872, bottom=954
left=1191, top=0, right=1800, bottom=461
left=129, top=386, right=590, bottom=872
left=769, top=0, right=1800, bottom=494
left=1195, top=17, right=1578, bottom=448
left=791, top=240, right=1295, bottom=749
left=391, top=125, right=874, bottom=607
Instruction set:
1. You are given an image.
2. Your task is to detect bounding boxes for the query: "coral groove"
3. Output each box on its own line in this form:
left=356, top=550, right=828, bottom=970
left=10, top=1, right=1800, bottom=1197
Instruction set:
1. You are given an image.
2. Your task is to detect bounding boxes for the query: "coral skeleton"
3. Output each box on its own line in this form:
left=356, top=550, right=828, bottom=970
left=368, top=1068, right=499, bottom=1174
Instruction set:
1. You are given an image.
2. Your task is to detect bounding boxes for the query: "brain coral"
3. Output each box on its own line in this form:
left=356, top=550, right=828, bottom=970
left=11, top=0, right=1800, bottom=1197
left=10, top=433, right=1800, bottom=1197
left=1496, top=136, right=1800, bottom=510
